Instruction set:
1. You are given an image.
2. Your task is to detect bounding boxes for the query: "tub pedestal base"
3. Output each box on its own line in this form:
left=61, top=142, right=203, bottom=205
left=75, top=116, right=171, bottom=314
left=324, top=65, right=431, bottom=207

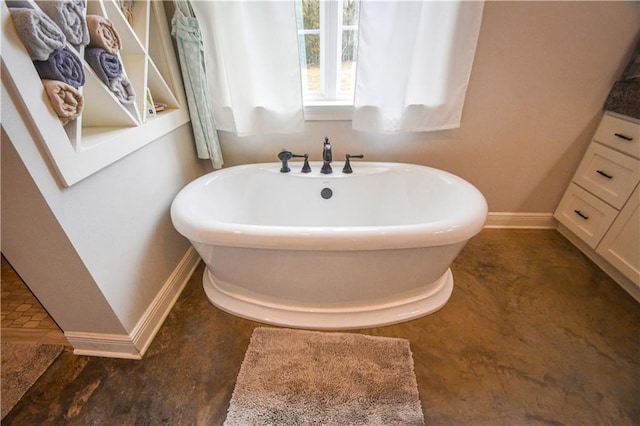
left=202, top=268, right=454, bottom=329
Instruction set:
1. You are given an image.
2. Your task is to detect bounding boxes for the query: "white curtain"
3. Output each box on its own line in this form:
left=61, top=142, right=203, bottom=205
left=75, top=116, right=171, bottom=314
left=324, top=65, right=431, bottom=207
left=190, top=1, right=304, bottom=136
left=353, top=1, right=484, bottom=133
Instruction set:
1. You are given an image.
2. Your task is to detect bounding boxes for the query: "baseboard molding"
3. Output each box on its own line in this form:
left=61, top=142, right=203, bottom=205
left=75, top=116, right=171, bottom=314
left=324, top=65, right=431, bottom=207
left=64, top=331, right=142, bottom=359
left=131, top=246, right=201, bottom=357
left=66, top=247, right=201, bottom=359
left=485, top=212, right=556, bottom=229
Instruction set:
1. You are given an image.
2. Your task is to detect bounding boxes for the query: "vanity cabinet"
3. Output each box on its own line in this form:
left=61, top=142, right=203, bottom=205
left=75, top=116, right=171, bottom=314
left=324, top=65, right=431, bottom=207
left=1, top=0, right=189, bottom=186
left=555, top=113, right=640, bottom=301
left=598, top=185, right=640, bottom=284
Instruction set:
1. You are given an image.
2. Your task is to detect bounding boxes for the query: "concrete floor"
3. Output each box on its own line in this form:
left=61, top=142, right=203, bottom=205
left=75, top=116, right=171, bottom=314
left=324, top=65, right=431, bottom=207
left=3, top=230, right=639, bottom=425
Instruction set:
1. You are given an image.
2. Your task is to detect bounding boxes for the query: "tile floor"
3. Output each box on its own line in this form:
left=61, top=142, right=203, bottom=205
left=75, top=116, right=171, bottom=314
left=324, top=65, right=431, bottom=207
left=2, top=230, right=640, bottom=425
left=1, top=256, right=68, bottom=346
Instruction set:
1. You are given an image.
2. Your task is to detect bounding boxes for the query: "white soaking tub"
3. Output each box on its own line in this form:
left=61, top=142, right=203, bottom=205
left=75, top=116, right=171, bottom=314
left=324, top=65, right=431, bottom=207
left=171, top=161, right=487, bottom=329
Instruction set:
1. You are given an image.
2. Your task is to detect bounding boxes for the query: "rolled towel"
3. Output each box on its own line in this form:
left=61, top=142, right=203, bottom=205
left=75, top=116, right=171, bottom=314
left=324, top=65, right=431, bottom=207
left=42, top=79, right=84, bottom=125
left=109, top=75, right=136, bottom=105
left=84, top=47, right=122, bottom=85
left=8, top=7, right=66, bottom=61
left=86, top=15, right=121, bottom=54
left=119, top=0, right=134, bottom=26
left=84, top=47, right=134, bottom=104
left=36, top=0, right=89, bottom=47
left=33, top=47, right=85, bottom=89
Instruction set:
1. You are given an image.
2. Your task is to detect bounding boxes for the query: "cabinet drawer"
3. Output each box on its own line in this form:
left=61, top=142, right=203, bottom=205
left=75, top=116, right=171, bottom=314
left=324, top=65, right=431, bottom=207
left=593, top=114, right=640, bottom=159
left=573, top=143, right=640, bottom=209
left=554, top=184, right=618, bottom=248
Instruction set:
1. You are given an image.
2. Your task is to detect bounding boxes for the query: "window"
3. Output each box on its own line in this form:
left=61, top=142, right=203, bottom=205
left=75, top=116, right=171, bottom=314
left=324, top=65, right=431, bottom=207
left=192, top=1, right=482, bottom=133
left=295, top=0, right=360, bottom=119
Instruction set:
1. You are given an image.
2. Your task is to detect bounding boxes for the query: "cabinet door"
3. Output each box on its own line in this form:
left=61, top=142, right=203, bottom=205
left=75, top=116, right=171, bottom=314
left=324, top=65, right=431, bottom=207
left=597, top=185, right=640, bottom=287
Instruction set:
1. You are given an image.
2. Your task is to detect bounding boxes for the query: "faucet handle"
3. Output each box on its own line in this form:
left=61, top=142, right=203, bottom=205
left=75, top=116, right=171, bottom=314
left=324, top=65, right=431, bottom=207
left=342, top=154, right=364, bottom=174
left=291, top=153, right=311, bottom=173
left=301, top=154, right=311, bottom=173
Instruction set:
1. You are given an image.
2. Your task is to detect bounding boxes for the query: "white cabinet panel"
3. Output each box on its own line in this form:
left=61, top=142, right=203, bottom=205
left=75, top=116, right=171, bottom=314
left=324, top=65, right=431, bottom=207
left=597, top=185, right=640, bottom=287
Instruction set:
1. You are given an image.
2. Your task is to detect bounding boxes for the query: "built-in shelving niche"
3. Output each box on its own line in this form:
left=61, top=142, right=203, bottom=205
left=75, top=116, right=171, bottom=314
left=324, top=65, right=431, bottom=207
left=1, top=0, right=189, bottom=186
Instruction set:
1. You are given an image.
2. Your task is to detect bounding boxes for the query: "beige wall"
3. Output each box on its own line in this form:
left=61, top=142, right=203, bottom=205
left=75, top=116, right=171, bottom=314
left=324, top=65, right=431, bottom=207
left=2, top=129, right=126, bottom=335
left=2, top=86, right=208, bottom=338
left=218, top=1, right=640, bottom=213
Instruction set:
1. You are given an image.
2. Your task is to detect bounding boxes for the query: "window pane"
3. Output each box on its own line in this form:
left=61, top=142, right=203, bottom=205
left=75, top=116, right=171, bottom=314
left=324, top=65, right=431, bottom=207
left=301, top=0, right=319, bottom=30
left=303, top=34, right=320, bottom=92
left=296, top=0, right=321, bottom=93
left=342, top=0, right=359, bottom=26
left=340, top=0, right=359, bottom=94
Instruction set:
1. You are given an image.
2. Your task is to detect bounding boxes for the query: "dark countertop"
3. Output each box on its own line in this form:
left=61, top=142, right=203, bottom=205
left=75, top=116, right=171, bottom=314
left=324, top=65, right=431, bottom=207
left=603, top=79, right=640, bottom=120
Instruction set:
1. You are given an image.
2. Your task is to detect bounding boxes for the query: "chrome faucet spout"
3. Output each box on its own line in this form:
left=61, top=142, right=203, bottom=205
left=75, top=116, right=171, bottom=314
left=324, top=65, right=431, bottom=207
left=321, top=137, right=333, bottom=174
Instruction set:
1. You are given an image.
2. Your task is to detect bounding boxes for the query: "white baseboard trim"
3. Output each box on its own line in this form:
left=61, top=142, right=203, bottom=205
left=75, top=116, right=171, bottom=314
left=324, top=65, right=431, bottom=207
left=131, top=246, right=201, bottom=357
left=64, top=332, right=142, bottom=359
left=485, top=212, right=556, bottom=229
left=66, top=247, right=201, bottom=359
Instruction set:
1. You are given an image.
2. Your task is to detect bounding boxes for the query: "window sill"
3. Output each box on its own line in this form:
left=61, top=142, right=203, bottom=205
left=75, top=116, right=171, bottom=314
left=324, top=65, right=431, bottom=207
left=304, top=102, right=353, bottom=121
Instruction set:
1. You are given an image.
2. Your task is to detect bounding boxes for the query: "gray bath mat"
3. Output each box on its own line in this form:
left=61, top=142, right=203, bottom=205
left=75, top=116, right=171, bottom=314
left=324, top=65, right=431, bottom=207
left=224, top=327, right=425, bottom=425
left=1, top=342, right=63, bottom=418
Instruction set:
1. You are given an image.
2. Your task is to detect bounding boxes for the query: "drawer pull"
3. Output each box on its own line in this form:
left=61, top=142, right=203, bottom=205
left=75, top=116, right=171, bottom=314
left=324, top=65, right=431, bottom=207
left=614, top=133, right=633, bottom=141
left=596, top=170, right=613, bottom=179
left=574, top=210, right=589, bottom=220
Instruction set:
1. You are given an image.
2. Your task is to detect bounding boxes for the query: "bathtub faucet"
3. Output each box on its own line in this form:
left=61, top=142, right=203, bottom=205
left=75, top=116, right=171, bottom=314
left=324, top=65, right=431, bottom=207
left=342, top=154, right=364, bottom=174
left=321, top=137, right=333, bottom=174
left=278, top=150, right=311, bottom=173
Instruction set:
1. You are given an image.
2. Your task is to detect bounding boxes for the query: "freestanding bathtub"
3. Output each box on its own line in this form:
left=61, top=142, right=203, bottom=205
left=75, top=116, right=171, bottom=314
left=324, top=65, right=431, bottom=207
left=171, top=161, right=487, bottom=329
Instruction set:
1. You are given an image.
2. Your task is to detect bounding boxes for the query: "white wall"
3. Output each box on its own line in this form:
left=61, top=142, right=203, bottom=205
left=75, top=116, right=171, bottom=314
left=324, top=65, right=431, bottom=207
left=218, top=1, right=640, bottom=214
